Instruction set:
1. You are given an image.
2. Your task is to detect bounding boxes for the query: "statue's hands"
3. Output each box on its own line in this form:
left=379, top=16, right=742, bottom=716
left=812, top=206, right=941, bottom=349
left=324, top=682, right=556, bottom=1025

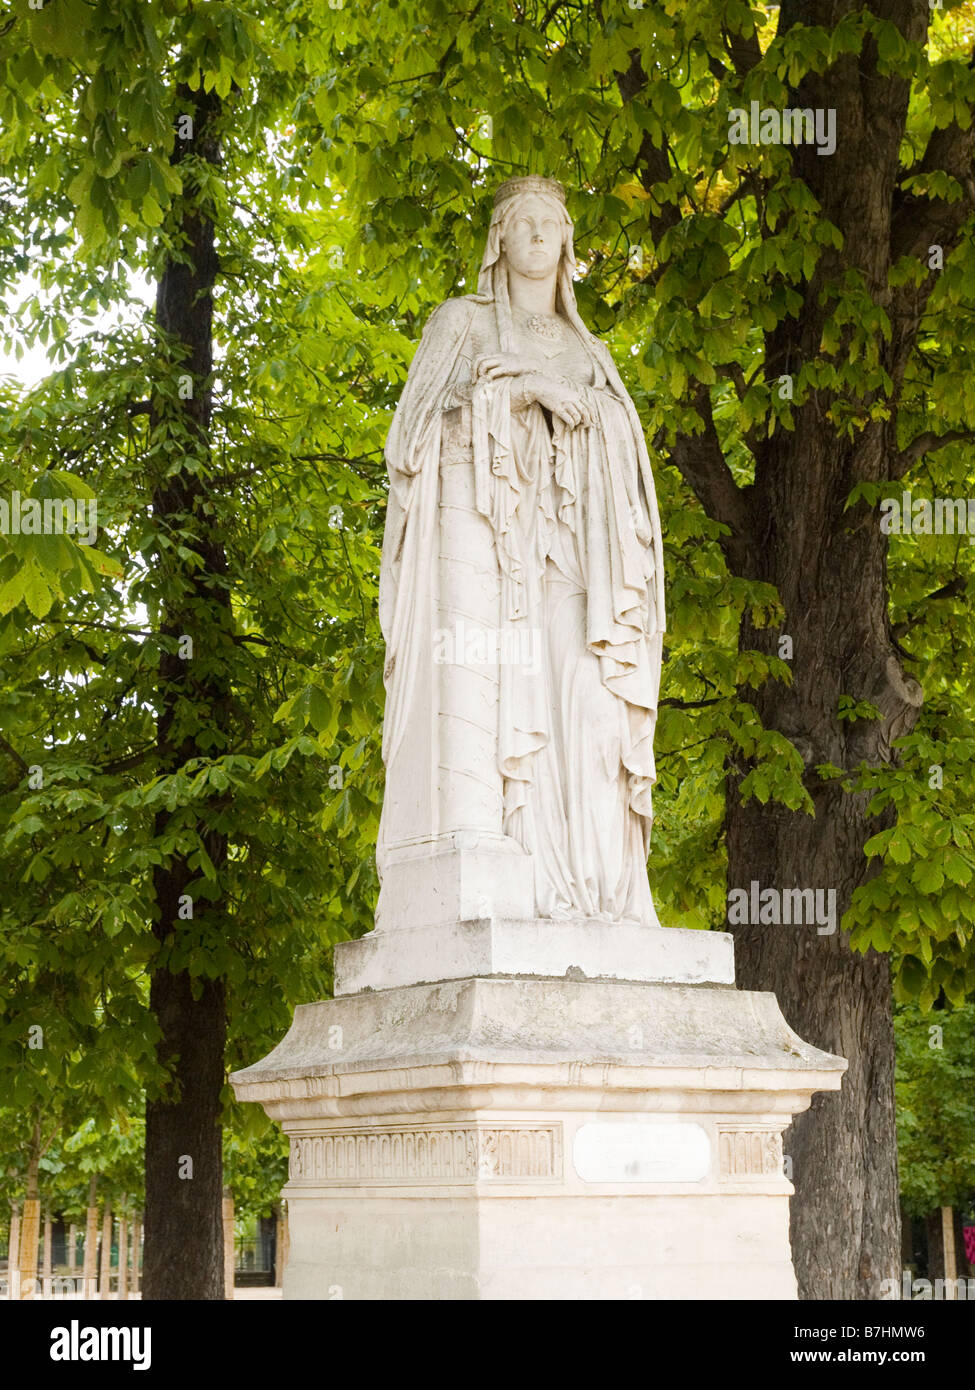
left=474, top=353, right=539, bottom=381
left=474, top=356, right=593, bottom=429
left=524, top=374, right=594, bottom=430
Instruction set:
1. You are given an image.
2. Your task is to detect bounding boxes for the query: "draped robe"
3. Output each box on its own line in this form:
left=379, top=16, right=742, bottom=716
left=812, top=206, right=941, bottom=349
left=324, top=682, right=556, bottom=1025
left=378, top=286, right=666, bottom=926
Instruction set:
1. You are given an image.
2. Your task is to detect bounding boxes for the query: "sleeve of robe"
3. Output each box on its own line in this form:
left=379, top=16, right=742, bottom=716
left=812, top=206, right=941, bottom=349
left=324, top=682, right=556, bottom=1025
left=379, top=296, right=479, bottom=768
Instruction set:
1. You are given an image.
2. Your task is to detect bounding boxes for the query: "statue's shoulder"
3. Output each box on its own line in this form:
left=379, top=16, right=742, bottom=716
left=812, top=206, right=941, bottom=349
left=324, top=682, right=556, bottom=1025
left=586, top=328, right=623, bottom=378
left=422, top=295, right=482, bottom=334
left=584, top=325, right=613, bottom=356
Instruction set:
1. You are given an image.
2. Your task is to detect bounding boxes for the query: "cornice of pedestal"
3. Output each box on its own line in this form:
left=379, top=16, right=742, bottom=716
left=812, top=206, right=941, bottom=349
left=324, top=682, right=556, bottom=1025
left=233, top=1064, right=841, bottom=1124
left=230, top=975, right=846, bottom=1124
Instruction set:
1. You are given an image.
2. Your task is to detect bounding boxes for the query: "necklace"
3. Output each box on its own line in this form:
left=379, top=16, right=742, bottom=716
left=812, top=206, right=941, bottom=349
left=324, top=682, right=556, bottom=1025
left=520, top=309, right=564, bottom=342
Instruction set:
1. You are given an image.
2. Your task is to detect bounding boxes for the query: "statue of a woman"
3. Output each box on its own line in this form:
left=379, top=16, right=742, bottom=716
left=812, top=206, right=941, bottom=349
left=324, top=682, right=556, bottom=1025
left=377, top=176, right=666, bottom=930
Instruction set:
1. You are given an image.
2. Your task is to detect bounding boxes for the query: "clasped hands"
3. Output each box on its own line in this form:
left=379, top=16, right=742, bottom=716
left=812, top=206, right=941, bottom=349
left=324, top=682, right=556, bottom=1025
left=475, top=353, right=593, bottom=430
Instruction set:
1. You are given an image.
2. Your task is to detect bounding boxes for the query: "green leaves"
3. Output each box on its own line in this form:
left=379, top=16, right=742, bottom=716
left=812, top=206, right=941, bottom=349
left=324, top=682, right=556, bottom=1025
left=0, top=458, right=122, bottom=618
left=898, top=954, right=928, bottom=1001
left=1, top=0, right=974, bottom=1233
left=896, top=1001, right=975, bottom=1216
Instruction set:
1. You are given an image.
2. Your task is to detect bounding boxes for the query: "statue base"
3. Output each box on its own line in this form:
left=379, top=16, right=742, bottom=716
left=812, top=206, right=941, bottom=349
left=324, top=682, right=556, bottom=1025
left=334, top=916, right=734, bottom=993
left=231, top=965, right=845, bottom=1300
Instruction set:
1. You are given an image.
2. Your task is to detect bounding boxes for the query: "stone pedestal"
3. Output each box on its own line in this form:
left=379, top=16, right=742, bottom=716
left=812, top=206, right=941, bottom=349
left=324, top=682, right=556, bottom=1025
left=231, top=930, right=845, bottom=1300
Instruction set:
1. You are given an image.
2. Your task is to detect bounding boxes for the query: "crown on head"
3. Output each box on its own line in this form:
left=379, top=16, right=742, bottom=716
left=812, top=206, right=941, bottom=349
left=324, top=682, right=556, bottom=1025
left=493, top=176, right=566, bottom=209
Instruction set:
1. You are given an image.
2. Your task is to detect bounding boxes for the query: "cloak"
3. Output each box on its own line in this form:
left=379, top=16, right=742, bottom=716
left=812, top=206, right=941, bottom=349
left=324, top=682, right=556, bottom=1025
left=378, top=216, right=665, bottom=923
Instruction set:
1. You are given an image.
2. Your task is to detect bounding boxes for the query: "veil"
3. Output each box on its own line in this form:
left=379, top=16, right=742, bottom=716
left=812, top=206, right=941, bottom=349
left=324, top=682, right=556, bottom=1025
left=469, top=175, right=665, bottom=641
left=474, top=182, right=600, bottom=367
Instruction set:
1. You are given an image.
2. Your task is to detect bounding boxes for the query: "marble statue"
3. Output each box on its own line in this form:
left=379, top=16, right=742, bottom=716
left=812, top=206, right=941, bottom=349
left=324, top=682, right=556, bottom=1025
left=377, top=175, right=666, bottom=928
left=233, top=176, right=846, bottom=1306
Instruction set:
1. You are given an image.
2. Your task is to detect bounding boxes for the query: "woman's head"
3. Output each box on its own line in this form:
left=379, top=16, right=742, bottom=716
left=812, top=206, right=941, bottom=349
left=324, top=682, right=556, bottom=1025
left=499, top=191, right=566, bottom=279
left=478, top=177, right=574, bottom=292
left=477, top=176, right=590, bottom=352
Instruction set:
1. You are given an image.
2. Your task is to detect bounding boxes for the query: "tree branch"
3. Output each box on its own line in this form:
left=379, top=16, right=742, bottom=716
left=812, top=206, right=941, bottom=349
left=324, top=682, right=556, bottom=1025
left=0, top=733, right=29, bottom=775
left=666, top=386, right=754, bottom=569
left=715, top=361, right=748, bottom=402
left=891, top=575, right=966, bottom=640
left=98, top=745, right=157, bottom=775
left=721, top=24, right=763, bottom=79
left=890, top=73, right=975, bottom=271
left=659, top=696, right=725, bottom=709
left=540, top=0, right=568, bottom=30
left=613, top=47, right=682, bottom=246
left=296, top=450, right=383, bottom=482
left=891, top=429, right=975, bottom=479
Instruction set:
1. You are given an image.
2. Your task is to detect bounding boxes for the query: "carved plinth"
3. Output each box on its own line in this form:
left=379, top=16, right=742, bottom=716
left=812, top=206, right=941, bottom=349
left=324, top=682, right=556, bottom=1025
left=231, top=973, right=845, bottom=1300
left=335, top=917, right=734, bottom=994
left=375, top=837, right=534, bottom=932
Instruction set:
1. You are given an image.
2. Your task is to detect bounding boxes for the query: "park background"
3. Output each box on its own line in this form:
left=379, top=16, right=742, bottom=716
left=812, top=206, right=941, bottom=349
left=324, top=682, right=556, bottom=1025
left=1, top=0, right=974, bottom=1299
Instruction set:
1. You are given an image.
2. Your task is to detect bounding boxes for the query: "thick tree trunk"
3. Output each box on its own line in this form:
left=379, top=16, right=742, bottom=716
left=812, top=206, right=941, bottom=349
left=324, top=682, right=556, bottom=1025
left=142, top=82, right=230, bottom=1302
left=726, top=564, right=912, bottom=1301
left=719, top=0, right=936, bottom=1298
left=729, top=802, right=900, bottom=1298
left=725, top=483, right=917, bottom=1299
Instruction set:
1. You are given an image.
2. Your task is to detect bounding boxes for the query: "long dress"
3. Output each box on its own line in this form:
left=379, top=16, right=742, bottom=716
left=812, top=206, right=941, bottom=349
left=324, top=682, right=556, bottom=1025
left=377, top=288, right=665, bottom=928
left=497, top=304, right=660, bottom=923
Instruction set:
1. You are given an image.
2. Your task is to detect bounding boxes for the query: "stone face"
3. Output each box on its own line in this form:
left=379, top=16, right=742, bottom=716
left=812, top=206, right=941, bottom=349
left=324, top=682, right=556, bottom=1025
left=230, top=975, right=846, bottom=1300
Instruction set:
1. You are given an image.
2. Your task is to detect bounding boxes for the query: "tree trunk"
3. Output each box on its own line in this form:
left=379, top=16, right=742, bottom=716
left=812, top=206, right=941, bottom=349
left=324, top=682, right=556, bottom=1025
left=7, top=1204, right=20, bottom=1300
left=131, top=1212, right=141, bottom=1293
left=724, top=370, right=917, bottom=1300
left=726, top=524, right=913, bottom=1299
left=42, top=1209, right=52, bottom=1297
left=18, top=1200, right=40, bottom=1300
left=925, top=1205, right=962, bottom=1294
left=67, top=1221, right=77, bottom=1275
left=716, top=0, right=943, bottom=1298
left=82, top=1178, right=98, bottom=1299
left=19, top=1135, right=41, bottom=1300
left=607, top=0, right=975, bottom=1296
left=275, top=1200, right=289, bottom=1287
left=900, top=1203, right=914, bottom=1275
left=142, top=82, right=230, bottom=1302
left=954, top=1208, right=970, bottom=1278
left=222, top=1187, right=235, bottom=1300
left=728, top=761, right=903, bottom=1299
left=117, top=1209, right=129, bottom=1301
left=99, top=1205, right=112, bottom=1300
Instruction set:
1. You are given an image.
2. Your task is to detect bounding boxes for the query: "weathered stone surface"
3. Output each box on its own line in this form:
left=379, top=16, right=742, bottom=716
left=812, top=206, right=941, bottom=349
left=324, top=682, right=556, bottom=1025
left=230, top=976, right=845, bottom=1299
left=374, top=840, right=535, bottom=933
left=234, top=976, right=841, bottom=1101
left=335, top=917, right=735, bottom=994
